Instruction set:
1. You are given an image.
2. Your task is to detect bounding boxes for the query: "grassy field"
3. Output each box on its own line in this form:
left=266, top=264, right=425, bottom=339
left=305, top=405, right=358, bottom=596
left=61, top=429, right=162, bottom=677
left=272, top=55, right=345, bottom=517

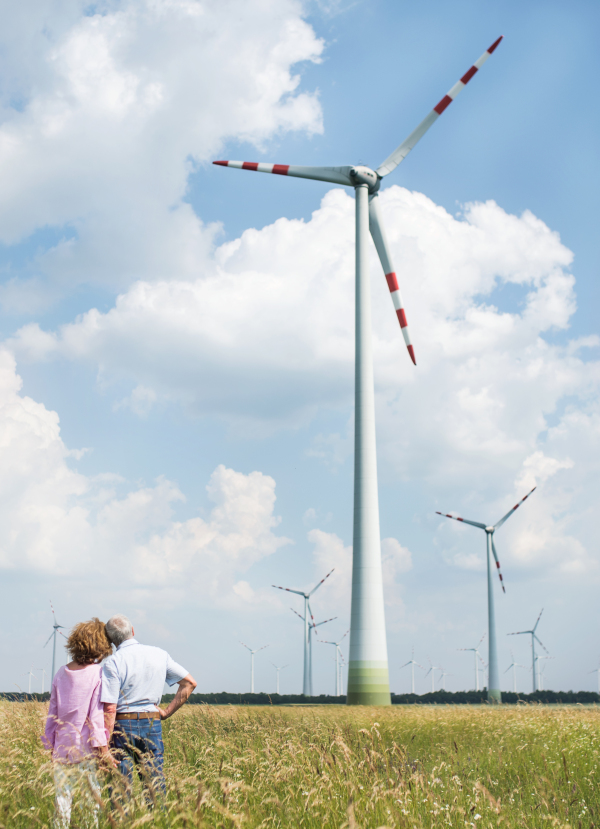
left=1, top=702, right=599, bottom=828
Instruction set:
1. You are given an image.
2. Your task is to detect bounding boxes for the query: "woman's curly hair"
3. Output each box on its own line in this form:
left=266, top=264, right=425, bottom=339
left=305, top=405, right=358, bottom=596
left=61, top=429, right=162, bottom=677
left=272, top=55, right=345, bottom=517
left=66, top=618, right=113, bottom=664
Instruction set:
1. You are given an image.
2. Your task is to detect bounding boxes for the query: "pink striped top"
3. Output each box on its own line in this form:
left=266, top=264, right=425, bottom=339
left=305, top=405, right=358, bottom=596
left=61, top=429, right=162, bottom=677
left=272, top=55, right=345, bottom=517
left=42, top=664, right=108, bottom=763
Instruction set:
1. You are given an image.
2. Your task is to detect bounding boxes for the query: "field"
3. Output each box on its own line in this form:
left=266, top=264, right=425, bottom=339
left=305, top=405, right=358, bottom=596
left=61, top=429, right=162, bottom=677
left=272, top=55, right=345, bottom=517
left=1, top=702, right=599, bottom=828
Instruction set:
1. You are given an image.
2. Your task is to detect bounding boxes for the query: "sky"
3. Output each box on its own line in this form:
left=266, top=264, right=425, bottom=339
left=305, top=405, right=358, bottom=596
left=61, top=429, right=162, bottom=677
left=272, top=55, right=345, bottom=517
left=1, top=0, right=599, bottom=697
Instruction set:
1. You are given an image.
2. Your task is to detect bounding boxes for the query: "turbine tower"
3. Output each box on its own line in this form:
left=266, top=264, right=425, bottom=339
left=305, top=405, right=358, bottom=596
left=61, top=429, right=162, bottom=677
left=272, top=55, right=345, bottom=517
left=458, top=634, right=486, bottom=691
left=400, top=648, right=425, bottom=694
left=240, top=642, right=268, bottom=693
left=26, top=667, right=36, bottom=695
left=436, top=486, right=536, bottom=702
left=425, top=661, right=442, bottom=693
left=37, top=668, right=49, bottom=695
left=43, top=602, right=66, bottom=682
left=217, top=36, right=503, bottom=704
left=272, top=569, right=334, bottom=696
left=271, top=663, right=288, bottom=695
left=589, top=665, right=600, bottom=696
left=318, top=630, right=349, bottom=696
left=508, top=608, right=548, bottom=693
left=290, top=606, right=336, bottom=696
left=504, top=653, right=525, bottom=693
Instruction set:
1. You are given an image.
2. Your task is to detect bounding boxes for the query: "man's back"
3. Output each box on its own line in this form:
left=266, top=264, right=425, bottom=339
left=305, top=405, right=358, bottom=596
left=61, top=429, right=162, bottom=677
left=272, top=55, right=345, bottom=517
left=102, top=638, right=188, bottom=712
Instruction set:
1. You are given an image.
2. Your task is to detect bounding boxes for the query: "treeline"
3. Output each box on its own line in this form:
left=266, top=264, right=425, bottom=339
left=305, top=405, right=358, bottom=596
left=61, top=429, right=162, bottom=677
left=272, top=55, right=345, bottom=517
left=3, top=689, right=599, bottom=705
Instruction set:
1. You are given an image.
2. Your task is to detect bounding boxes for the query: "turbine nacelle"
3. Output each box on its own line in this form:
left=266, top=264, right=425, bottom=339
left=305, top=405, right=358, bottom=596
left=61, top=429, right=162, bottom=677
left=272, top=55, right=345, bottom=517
left=485, top=526, right=494, bottom=533
left=349, top=165, right=380, bottom=193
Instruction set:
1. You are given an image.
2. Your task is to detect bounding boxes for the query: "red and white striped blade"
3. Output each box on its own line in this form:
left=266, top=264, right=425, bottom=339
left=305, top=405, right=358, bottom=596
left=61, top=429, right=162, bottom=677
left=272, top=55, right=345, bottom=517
left=213, top=161, right=353, bottom=187
left=494, top=486, right=536, bottom=530
left=308, top=567, right=335, bottom=597
left=490, top=536, right=506, bottom=593
left=435, top=511, right=487, bottom=530
left=376, top=36, right=503, bottom=177
left=368, top=194, right=416, bottom=365
left=272, top=583, right=307, bottom=597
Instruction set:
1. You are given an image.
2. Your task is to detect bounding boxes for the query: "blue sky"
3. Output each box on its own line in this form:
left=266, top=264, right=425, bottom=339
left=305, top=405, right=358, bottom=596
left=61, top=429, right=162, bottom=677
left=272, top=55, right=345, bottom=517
left=0, top=0, right=599, bottom=697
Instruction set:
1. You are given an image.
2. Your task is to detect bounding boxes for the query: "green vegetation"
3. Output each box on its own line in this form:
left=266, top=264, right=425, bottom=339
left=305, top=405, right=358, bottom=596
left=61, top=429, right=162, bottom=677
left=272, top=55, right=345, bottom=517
left=1, top=701, right=599, bottom=827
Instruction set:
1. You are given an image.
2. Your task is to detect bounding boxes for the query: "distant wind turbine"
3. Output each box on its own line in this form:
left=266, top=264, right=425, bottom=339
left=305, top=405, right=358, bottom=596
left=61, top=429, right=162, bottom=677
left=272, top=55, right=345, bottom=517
left=240, top=642, right=268, bottom=693
left=536, top=655, right=553, bottom=691
left=270, top=663, right=288, bottom=695
left=318, top=630, right=349, bottom=697
left=272, top=569, right=334, bottom=696
left=44, top=602, right=66, bottom=682
left=400, top=648, right=425, bottom=694
left=508, top=608, right=548, bottom=693
left=504, top=652, right=526, bottom=693
left=425, top=661, right=442, bottom=693
left=436, top=486, right=536, bottom=702
left=291, top=606, right=336, bottom=696
left=26, top=667, right=36, bottom=695
left=589, top=665, right=600, bottom=695
left=439, top=669, right=452, bottom=691
left=37, top=668, right=48, bottom=694
left=219, top=35, right=504, bottom=705
left=458, top=634, right=486, bottom=692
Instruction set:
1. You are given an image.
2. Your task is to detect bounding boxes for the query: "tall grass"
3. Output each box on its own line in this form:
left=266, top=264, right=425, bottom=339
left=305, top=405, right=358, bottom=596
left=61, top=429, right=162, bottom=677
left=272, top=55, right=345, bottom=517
left=1, top=701, right=599, bottom=827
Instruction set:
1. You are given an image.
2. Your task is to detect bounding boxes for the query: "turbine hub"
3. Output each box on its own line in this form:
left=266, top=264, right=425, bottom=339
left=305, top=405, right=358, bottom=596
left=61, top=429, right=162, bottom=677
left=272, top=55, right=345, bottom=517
left=485, top=527, right=494, bottom=533
left=350, top=165, right=380, bottom=194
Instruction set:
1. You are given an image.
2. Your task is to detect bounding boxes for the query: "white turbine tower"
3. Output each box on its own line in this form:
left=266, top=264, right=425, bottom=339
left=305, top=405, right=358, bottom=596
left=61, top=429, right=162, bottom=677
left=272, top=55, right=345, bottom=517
left=271, top=663, right=288, bottom=695
left=290, top=606, right=337, bottom=696
left=508, top=608, right=549, bottom=693
left=26, top=667, right=37, bottom=695
left=536, top=655, right=553, bottom=691
left=436, top=486, right=536, bottom=702
left=37, top=668, right=49, bottom=694
left=240, top=642, right=268, bottom=693
left=439, top=669, right=452, bottom=691
left=458, top=634, right=486, bottom=692
left=272, top=569, right=334, bottom=696
left=43, top=601, right=66, bottom=682
left=425, top=661, right=442, bottom=693
left=504, top=653, right=526, bottom=693
left=218, top=36, right=504, bottom=704
left=400, top=648, right=425, bottom=694
left=319, top=630, right=349, bottom=696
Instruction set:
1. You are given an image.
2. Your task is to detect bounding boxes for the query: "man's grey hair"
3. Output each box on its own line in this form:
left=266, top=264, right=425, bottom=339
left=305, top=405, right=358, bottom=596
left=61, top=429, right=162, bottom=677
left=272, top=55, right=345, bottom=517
left=106, top=614, right=134, bottom=647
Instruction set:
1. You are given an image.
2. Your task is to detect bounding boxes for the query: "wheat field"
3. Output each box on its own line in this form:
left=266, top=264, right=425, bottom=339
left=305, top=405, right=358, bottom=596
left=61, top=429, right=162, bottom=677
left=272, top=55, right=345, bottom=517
left=1, top=701, right=599, bottom=828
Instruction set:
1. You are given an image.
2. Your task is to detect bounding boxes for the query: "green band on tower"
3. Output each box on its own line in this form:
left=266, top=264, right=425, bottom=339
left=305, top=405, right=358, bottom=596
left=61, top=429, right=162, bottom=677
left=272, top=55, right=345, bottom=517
left=347, top=661, right=391, bottom=706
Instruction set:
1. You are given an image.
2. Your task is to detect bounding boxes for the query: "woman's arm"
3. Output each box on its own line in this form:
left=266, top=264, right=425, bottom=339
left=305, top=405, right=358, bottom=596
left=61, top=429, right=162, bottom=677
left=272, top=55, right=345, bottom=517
left=41, top=682, right=58, bottom=751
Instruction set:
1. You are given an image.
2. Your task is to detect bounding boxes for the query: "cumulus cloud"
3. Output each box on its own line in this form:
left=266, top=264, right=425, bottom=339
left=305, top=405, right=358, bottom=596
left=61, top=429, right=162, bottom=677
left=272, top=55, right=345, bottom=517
left=0, top=0, right=323, bottom=305
left=0, top=347, right=288, bottom=601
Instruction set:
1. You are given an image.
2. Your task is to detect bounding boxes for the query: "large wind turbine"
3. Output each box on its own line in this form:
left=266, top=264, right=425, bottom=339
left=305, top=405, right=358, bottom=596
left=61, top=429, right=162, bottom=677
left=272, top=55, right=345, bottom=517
left=508, top=608, right=548, bottom=693
left=290, top=606, right=336, bottom=696
left=272, top=569, right=334, bottom=696
left=436, top=486, right=536, bottom=702
left=318, top=630, right=349, bottom=696
left=240, top=642, right=268, bottom=693
left=43, top=602, right=66, bottom=682
left=400, top=648, right=425, bottom=694
left=458, top=634, right=486, bottom=692
left=219, top=36, right=503, bottom=704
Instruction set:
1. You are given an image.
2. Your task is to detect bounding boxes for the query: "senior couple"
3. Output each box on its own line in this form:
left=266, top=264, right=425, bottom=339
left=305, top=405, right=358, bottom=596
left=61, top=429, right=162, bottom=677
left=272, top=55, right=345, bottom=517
left=42, top=614, right=197, bottom=827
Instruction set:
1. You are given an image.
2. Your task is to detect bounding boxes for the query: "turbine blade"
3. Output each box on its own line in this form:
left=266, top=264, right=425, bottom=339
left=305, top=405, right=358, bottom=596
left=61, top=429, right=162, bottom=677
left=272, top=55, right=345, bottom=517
left=43, top=632, right=54, bottom=648
left=308, top=568, right=335, bottom=597
left=490, top=536, right=506, bottom=593
left=533, top=608, right=544, bottom=633
left=376, top=36, right=503, bottom=177
left=239, top=641, right=251, bottom=651
left=494, top=486, right=537, bottom=530
left=212, top=161, right=354, bottom=187
left=368, top=194, right=416, bottom=364
left=290, top=607, right=305, bottom=622
left=435, top=511, right=486, bottom=530
left=507, top=631, right=531, bottom=636
left=399, top=661, right=412, bottom=669
left=272, top=584, right=306, bottom=597
left=534, top=634, right=550, bottom=655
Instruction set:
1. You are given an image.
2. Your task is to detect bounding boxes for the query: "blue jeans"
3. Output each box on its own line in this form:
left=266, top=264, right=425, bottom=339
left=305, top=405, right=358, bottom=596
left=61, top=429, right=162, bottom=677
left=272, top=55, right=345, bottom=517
left=112, top=718, right=166, bottom=803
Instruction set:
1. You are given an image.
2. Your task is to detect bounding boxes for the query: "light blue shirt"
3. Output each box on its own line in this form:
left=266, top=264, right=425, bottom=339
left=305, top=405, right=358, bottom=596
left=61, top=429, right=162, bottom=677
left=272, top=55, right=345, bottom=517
left=100, top=638, right=188, bottom=712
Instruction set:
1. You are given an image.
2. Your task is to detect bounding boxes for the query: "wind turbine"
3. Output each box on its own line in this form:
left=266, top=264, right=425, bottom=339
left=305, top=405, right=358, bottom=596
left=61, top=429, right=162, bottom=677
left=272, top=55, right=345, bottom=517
left=271, top=663, right=288, bottom=695
left=436, top=486, right=536, bottom=702
left=508, top=608, right=548, bottom=693
left=37, top=668, right=49, bottom=694
left=400, top=648, right=425, bottom=694
left=318, top=630, right=349, bottom=696
left=536, top=655, right=553, bottom=691
left=504, top=653, right=525, bottom=693
left=589, top=665, right=600, bottom=695
left=219, top=36, right=504, bottom=704
left=425, top=661, right=442, bottom=693
left=439, top=669, right=452, bottom=691
left=43, top=602, right=66, bottom=682
left=240, top=642, right=268, bottom=693
left=272, top=569, right=334, bottom=695
left=26, top=667, right=36, bottom=695
left=458, top=634, right=486, bottom=692
left=290, top=606, right=336, bottom=696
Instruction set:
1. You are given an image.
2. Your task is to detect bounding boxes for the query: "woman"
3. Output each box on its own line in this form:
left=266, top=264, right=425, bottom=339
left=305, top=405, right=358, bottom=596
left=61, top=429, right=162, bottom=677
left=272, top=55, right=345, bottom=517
left=42, top=617, right=115, bottom=828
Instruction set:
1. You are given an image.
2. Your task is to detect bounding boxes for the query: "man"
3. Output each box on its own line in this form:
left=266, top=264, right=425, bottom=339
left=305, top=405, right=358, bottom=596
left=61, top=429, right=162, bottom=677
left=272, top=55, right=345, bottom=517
left=101, top=614, right=197, bottom=798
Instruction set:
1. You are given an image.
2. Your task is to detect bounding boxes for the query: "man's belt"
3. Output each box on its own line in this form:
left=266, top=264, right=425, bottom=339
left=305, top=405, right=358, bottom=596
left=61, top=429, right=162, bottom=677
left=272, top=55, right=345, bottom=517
left=116, top=711, right=160, bottom=720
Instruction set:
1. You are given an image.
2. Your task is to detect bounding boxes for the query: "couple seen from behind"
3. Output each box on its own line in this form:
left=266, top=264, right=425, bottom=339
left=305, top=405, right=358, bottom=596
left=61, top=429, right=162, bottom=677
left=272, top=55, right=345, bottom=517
left=42, top=614, right=197, bottom=827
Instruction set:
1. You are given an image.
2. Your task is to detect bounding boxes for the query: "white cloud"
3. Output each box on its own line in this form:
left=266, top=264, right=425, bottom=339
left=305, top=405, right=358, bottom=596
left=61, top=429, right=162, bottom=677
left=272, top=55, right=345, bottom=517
left=0, top=347, right=289, bottom=601
left=0, top=0, right=324, bottom=306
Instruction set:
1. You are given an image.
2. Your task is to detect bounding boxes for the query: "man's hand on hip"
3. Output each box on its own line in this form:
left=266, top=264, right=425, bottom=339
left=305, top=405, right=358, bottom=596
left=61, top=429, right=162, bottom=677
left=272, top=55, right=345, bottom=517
left=159, top=674, right=197, bottom=720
